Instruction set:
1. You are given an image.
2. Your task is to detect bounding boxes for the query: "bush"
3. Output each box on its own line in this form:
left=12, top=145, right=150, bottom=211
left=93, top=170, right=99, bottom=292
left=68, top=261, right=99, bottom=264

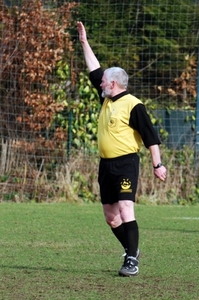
left=0, top=145, right=198, bottom=205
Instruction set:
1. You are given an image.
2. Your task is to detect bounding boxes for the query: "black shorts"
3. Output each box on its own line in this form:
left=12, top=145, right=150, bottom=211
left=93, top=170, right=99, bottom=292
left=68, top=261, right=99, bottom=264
left=98, top=153, right=139, bottom=205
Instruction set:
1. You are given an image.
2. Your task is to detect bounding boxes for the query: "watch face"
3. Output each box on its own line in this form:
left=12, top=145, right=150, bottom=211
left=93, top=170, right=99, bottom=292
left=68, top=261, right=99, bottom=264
left=154, top=163, right=162, bottom=169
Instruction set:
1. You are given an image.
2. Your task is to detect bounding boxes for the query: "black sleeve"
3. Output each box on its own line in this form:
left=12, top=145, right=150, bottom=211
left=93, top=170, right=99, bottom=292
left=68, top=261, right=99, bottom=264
left=129, top=103, right=161, bottom=148
left=89, top=68, right=104, bottom=104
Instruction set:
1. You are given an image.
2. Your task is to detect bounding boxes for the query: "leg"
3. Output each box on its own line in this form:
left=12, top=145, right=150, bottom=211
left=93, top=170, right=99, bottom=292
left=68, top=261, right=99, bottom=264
left=118, top=200, right=135, bottom=222
left=102, top=198, right=139, bottom=277
left=103, top=201, right=139, bottom=257
left=103, top=202, right=122, bottom=228
left=103, top=203, right=128, bottom=250
left=99, top=155, right=140, bottom=276
left=118, top=200, right=139, bottom=277
left=119, top=200, right=139, bottom=257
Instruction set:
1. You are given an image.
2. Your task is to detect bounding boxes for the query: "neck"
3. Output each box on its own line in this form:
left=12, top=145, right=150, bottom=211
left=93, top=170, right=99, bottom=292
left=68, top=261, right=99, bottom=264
left=111, top=88, right=126, bottom=97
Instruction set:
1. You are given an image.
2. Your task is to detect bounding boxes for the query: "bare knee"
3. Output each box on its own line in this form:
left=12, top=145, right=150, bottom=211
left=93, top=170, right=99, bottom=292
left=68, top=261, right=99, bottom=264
left=103, top=204, right=122, bottom=228
left=105, top=213, right=121, bottom=228
left=119, top=200, right=135, bottom=223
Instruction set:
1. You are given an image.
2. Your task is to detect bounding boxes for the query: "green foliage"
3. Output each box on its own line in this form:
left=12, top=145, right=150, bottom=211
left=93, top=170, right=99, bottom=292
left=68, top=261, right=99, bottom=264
left=142, top=98, right=169, bottom=141
left=75, top=0, right=199, bottom=100
left=138, top=0, right=198, bottom=76
left=72, top=170, right=97, bottom=203
left=3, top=192, right=15, bottom=201
left=52, top=61, right=100, bottom=153
left=72, top=72, right=100, bottom=152
left=0, top=175, right=8, bottom=182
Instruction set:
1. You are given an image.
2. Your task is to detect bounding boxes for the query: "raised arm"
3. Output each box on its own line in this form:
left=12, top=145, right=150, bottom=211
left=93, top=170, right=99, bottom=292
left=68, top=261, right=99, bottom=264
left=77, top=21, right=100, bottom=72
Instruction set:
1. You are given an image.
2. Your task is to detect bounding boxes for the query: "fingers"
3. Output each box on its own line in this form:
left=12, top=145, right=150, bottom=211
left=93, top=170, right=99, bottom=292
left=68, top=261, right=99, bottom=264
left=160, top=175, right=166, bottom=181
left=77, top=21, right=87, bottom=43
left=155, top=174, right=165, bottom=181
left=77, top=21, right=81, bottom=31
left=77, top=21, right=83, bottom=29
left=77, top=21, right=84, bottom=34
left=154, top=167, right=167, bottom=182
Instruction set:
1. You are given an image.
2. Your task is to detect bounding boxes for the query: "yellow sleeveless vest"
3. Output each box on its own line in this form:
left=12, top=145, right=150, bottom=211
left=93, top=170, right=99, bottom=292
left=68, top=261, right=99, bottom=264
left=98, top=94, right=143, bottom=158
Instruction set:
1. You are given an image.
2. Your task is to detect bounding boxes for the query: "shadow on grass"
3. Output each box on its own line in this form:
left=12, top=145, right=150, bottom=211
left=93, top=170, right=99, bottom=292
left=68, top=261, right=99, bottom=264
left=1, top=265, right=61, bottom=272
left=0, top=264, right=118, bottom=276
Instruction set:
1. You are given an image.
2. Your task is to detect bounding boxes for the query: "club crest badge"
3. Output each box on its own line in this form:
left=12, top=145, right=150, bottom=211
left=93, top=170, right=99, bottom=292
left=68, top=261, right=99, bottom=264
left=120, top=178, right=132, bottom=193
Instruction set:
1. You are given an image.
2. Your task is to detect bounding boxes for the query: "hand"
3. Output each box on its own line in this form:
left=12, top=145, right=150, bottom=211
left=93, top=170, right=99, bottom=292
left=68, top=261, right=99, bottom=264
left=154, top=165, right=167, bottom=181
left=77, top=21, right=87, bottom=44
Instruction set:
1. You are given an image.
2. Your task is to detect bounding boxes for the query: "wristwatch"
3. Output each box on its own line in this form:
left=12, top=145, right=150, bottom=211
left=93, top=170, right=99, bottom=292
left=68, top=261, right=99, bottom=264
left=153, top=163, right=163, bottom=169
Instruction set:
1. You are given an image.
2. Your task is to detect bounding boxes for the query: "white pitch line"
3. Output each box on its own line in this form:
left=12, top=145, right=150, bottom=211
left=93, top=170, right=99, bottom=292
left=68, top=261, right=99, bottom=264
left=172, top=217, right=199, bottom=220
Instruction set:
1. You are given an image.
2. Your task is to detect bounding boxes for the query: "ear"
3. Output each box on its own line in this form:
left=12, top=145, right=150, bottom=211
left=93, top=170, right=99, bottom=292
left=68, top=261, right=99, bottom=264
left=111, top=81, right=115, bottom=89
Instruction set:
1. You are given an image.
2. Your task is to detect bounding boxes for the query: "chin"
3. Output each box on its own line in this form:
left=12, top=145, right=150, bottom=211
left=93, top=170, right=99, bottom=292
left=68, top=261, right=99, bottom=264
left=102, top=91, right=111, bottom=98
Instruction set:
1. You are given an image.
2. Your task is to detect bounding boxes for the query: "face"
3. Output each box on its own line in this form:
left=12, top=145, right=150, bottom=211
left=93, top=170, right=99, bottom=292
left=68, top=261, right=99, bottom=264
left=100, top=74, right=112, bottom=98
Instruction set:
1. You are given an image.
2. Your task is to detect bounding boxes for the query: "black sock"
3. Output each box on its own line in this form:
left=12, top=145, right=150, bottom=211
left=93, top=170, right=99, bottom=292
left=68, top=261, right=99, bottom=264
left=111, top=223, right=127, bottom=251
left=123, top=220, right=139, bottom=257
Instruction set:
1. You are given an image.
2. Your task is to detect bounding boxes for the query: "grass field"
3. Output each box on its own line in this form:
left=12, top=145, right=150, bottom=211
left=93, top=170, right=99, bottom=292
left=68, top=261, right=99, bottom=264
left=0, top=203, right=198, bottom=300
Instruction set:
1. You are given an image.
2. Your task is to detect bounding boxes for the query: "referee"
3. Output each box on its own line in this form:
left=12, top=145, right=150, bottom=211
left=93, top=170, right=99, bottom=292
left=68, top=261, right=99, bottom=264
left=77, top=21, right=167, bottom=277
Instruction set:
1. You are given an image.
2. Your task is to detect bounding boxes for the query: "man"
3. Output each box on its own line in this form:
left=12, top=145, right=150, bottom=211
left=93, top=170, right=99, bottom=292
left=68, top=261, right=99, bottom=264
left=77, top=21, right=167, bottom=277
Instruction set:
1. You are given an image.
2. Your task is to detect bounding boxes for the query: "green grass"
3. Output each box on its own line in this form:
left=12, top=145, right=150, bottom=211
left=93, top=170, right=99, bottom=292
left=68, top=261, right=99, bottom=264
left=0, top=203, right=198, bottom=300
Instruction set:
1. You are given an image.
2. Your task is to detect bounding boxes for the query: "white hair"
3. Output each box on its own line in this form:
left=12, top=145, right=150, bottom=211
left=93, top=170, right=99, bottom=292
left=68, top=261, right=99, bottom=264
left=104, top=67, right=128, bottom=89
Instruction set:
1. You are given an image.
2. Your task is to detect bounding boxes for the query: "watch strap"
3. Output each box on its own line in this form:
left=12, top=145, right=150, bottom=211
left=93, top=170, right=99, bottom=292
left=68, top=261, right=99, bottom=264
left=153, top=163, right=163, bottom=169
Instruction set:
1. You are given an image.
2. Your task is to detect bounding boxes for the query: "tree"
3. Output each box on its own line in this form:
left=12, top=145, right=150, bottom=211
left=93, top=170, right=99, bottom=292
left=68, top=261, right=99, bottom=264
left=0, top=0, right=78, bottom=179
left=75, top=0, right=199, bottom=102
left=0, top=0, right=76, bottom=142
